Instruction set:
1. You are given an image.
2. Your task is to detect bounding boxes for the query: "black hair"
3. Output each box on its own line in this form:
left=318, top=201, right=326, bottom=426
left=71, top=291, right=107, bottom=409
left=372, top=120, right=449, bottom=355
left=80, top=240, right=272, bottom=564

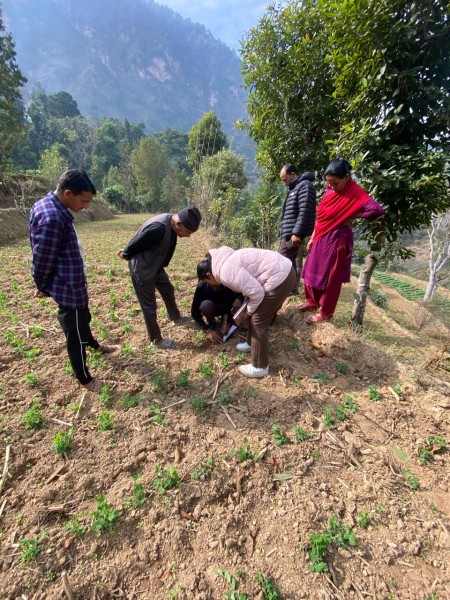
left=324, top=159, right=352, bottom=179
left=197, top=253, right=212, bottom=280
left=57, top=169, right=96, bottom=195
left=281, top=163, right=298, bottom=175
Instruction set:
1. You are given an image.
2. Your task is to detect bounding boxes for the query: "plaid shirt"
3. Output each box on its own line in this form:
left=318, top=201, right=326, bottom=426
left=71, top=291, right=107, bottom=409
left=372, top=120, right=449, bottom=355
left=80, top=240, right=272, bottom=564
left=29, top=192, right=89, bottom=308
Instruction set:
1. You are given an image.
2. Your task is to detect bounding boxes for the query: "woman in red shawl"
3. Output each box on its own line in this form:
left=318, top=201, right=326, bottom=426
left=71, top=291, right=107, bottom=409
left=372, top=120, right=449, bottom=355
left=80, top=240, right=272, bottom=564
left=301, top=159, right=384, bottom=323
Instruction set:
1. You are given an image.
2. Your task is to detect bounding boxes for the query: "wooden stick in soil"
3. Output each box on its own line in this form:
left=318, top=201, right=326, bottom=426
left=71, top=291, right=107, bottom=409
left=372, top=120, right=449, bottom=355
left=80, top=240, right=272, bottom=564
left=221, top=405, right=237, bottom=429
left=75, top=391, right=87, bottom=419
left=0, top=445, right=11, bottom=496
left=45, top=464, right=66, bottom=485
left=0, top=497, right=7, bottom=518
left=163, top=398, right=188, bottom=410
left=61, top=571, right=75, bottom=600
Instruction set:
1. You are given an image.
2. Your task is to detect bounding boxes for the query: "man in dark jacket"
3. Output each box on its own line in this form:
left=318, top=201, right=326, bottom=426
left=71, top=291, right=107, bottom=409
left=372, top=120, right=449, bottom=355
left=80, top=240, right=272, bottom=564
left=118, top=206, right=201, bottom=349
left=279, top=163, right=316, bottom=294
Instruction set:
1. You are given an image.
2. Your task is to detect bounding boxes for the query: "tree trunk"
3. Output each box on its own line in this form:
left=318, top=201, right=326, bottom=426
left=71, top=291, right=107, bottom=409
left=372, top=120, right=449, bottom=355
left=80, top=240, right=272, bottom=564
left=351, top=252, right=379, bottom=331
left=424, top=271, right=437, bottom=301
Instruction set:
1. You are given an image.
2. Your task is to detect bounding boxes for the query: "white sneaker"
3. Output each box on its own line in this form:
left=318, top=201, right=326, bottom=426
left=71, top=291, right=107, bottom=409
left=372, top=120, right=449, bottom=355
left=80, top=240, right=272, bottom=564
left=239, top=364, right=269, bottom=378
left=236, top=342, right=251, bottom=353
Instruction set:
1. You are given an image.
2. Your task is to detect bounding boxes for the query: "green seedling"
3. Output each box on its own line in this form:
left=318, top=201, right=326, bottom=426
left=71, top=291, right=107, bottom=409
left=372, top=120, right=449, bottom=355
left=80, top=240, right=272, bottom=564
left=121, top=343, right=133, bottom=357
left=375, top=503, right=386, bottom=515
left=342, top=395, right=358, bottom=413
left=18, top=532, right=46, bottom=565
left=312, top=371, right=329, bottom=384
left=368, top=384, right=382, bottom=401
left=151, top=371, right=167, bottom=392
left=91, top=495, right=120, bottom=533
left=293, top=376, right=302, bottom=388
left=192, top=457, right=215, bottom=480
left=21, top=403, right=43, bottom=430
left=152, top=465, right=180, bottom=494
left=87, top=351, right=105, bottom=370
left=403, top=469, right=420, bottom=490
left=218, top=351, right=230, bottom=370
left=218, top=386, right=234, bottom=406
left=52, top=428, right=73, bottom=454
left=419, top=447, right=434, bottom=465
left=272, top=423, right=290, bottom=446
left=190, top=394, right=207, bottom=415
left=357, top=510, right=371, bottom=529
left=122, top=321, right=133, bottom=334
left=336, top=362, right=349, bottom=374
left=99, top=384, right=112, bottom=407
left=97, top=411, right=113, bottom=432
left=30, top=325, right=43, bottom=338
left=295, top=426, right=311, bottom=441
left=149, top=404, right=168, bottom=426
left=236, top=352, right=247, bottom=364
left=254, top=572, right=282, bottom=600
left=121, top=395, right=142, bottom=410
left=322, top=406, right=335, bottom=427
left=329, top=515, right=357, bottom=549
left=64, top=360, right=75, bottom=376
left=176, top=369, right=190, bottom=388
left=231, top=438, right=258, bottom=463
left=308, top=515, right=356, bottom=572
left=288, top=336, right=300, bottom=350
left=125, top=473, right=148, bottom=508
left=23, top=372, right=39, bottom=387
left=393, top=380, right=403, bottom=397
left=198, top=359, right=215, bottom=378
left=335, top=404, right=348, bottom=421
left=64, top=515, right=88, bottom=537
left=216, top=569, right=248, bottom=600
left=418, top=435, right=446, bottom=464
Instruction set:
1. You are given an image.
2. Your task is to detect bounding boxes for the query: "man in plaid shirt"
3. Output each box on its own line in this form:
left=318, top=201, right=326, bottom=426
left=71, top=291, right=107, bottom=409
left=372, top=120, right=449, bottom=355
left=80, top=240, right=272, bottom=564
left=29, top=170, right=116, bottom=393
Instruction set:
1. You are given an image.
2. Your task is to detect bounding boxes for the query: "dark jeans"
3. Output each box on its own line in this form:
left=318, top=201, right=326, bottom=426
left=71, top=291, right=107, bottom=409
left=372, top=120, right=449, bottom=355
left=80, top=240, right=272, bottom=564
left=278, top=238, right=305, bottom=292
left=130, top=268, right=181, bottom=342
left=57, top=306, right=99, bottom=385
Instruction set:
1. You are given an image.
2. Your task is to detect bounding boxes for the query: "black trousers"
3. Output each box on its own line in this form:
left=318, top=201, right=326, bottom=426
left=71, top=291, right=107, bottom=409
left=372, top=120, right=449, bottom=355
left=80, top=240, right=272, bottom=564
left=278, top=238, right=306, bottom=292
left=57, top=306, right=99, bottom=384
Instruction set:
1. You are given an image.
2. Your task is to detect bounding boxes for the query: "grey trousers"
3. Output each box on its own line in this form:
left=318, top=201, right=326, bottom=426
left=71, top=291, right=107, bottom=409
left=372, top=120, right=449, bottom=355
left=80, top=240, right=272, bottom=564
left=247, top=266, right=296, bottom=368
left=130, top=268, right=181, bottom=342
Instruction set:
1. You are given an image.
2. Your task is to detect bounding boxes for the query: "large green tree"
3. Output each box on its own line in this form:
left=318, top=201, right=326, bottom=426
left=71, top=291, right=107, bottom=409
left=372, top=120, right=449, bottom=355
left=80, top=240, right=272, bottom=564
left=242, top=0, right=450, bottom=327
left=187, top=111, right=228, bottom=171
left=0, top=5, right=26, bottom=170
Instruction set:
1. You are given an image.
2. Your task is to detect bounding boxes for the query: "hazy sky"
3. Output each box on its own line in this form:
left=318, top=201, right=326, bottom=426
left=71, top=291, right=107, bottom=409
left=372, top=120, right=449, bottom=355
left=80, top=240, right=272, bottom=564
left=156, top=0, right=269, bottom=49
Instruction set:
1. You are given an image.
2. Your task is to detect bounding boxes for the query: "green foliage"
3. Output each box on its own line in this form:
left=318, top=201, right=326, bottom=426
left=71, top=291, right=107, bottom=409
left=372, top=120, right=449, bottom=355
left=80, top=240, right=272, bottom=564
left=18, top=534, right=44, bottom=565
left=342, top=395, right=358, bottom=413
left=216, top=569, right=248, bottom=600
left=99, top=384, right=112, bottom=407
left=23, top=372, right=39, bottom=387
left=368, top=384, right=382, bottom=401
left=198, top=359, right=215, bottom=378
left=151, top=371, right=167, bottom=392
left=336, top=362, right=349, bottom=375
left=52, top=428, right=73, bottom=454
left=64, top=515, right=88, bottom=538
left=218, top=386, right=234, bottom=406
left=149, top=404, right=168, bottom=426
left=21, top=403, right=43, bottom=430
left=152, top=465, right=180, bottom=494
left=272, top=423, right=291, bottom=446
left=418, top=435, right=447, bottom=465
left=91, top=495, right=120, bottom=533
left=231, top=438, right=258, bottom=463
left=190, top=394, right=207, bottom=415
left=357, top=510, right=371, bottom=529
left=97, top=411, right=113, bottom=432
left=295, top=426, right=311, bottom=442
left=308, top=515, right=357, bottom=572
left=0, top=12, right=27, bottom=169
left=187, top=111, right=228, bottom=171
left=125, top=473, right=148, bottom=508
left=176, top=369, right=190, bottom=388
left=403, top=469, right=420, bottom=490
left=322, top=406, right=335, bottom=427
left=192, top=457, right=215, bottom=481
left=121, top=395, right=142, bottom=410
left=254, top=572, right=283, bottom=600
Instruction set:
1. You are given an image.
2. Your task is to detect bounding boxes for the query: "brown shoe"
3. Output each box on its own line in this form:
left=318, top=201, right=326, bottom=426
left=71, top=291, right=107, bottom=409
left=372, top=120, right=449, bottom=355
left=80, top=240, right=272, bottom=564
left=97, top=344, right=119, bottom=354
left=299, top=303, right=317, bottom=312
left=82, top=378, right=104, bottom=393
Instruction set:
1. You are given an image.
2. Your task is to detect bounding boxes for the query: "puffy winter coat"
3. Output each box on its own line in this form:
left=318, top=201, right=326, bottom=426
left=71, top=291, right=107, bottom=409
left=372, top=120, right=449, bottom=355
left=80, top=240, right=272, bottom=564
left=280, top=171, right=316, bottom=240
left=208, top=246, right=292, bottom=315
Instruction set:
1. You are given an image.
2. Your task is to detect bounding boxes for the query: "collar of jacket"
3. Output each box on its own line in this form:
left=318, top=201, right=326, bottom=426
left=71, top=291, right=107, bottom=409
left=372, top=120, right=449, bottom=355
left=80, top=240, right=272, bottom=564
left=288, top=175, right=301, bottom=190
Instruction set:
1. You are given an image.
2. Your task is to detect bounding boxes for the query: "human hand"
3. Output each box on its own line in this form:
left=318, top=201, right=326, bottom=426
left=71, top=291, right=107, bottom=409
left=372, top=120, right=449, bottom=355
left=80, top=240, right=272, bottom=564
left=291, top=234, right=301, bottom=247
left=306, top=239, right=313, bottom=252
left=34, top=290, right=47, bottom=298
left=117, top=249, right=125, bottom=259
left=207, top=329, right=223, bottom=344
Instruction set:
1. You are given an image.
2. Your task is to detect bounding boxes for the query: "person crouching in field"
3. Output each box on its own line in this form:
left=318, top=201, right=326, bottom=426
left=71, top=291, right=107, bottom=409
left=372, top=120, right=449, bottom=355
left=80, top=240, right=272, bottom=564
left=29, top=170, right=118, bottom=394
left=191, top=278, right=243, bottom=343
left=197, top=247, right=295, bottom=378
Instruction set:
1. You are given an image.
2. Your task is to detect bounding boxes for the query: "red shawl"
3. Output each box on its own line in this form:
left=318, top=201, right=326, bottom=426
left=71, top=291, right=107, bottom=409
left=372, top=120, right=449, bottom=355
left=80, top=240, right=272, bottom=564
left=313, top=179, right=371, bottom=243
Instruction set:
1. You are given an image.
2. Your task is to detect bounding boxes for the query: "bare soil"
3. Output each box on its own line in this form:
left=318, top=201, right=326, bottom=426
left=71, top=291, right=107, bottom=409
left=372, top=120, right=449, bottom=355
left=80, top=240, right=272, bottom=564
left=0, top=215, right=449, bottom=600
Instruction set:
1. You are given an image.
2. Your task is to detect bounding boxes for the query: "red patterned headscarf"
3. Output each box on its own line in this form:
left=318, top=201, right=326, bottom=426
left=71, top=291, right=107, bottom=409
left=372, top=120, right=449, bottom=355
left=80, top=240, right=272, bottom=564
left=313, top=179, right=371, bottom=243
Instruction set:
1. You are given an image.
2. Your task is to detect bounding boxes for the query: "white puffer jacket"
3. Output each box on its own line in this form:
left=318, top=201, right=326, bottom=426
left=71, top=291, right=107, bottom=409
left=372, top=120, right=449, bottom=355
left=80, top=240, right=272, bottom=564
left=208, top=246, right=292, bottom=314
